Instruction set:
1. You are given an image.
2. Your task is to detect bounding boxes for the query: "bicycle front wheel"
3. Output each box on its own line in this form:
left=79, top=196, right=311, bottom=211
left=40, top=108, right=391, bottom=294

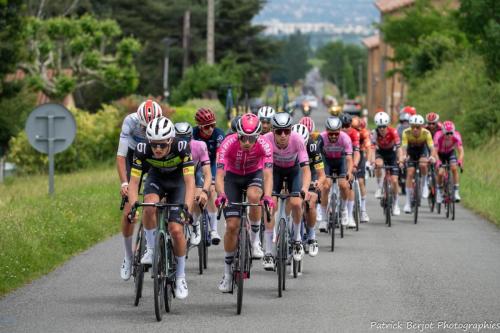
left=236, top=221, right=247, bottom=315
left=413, top=173, right=420, bottom=224
left=277, top=218, right=287, bottom=297
left=354, top=181, right=361, bottom=231
left=153, top=232, right=166, bottom=321
left=133, top=224, right=145, bottom=306
left=198, top=217, right=205, bottom=275
left=385, top=181, right=392, bottom=227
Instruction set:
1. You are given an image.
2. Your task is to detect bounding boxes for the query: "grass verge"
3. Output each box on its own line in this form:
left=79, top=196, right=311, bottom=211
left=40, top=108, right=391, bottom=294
left=0, top=164, right=121, bottom=296
left=460, top=139, right=500, bottom=227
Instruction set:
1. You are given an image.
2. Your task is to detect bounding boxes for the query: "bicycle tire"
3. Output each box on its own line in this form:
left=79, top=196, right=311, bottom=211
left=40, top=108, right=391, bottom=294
left=385, top=181, right=392, bottom=227
left=437, top=203, right=441, bottom=214
left=330, top=193, right=336, bottom=252
left=203, top=211, right=209, bottom=269
left=354, top=180, right=361, bottom=231
left=414, top=172, right=420, bottom=225
left=198, top=217, right=205, bottom=275
left=164, top=239, right=173, bottom=313
left=292, top=258, right=298, bottom=278
left=153, top=231, right=166, bottom=321
left=277, top=218, right=286, bottom=297
left=133, top=224, right=145, bottom=306
left=236, top=220, right=247, bottom=315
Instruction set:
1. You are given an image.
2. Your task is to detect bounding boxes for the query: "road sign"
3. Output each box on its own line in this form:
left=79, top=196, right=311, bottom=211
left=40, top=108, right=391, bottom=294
left=25, top=103, right=76, bottom=195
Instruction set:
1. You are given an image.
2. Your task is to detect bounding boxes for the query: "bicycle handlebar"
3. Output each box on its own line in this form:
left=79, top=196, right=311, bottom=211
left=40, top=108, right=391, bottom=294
left=127, top=202, right=186, bottom=223
left=217, top=201, right=271, bottom=222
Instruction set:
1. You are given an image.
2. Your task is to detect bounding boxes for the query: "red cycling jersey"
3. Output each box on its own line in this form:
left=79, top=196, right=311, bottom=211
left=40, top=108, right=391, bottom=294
left=344, top=127, right=360, bottom=151
left=372, top=127, right=400, bottom=150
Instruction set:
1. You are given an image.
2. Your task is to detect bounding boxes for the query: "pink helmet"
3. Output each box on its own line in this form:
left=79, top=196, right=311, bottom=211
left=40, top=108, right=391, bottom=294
left=237, top=113, right=262, bottom=136
left=442, top=120, right=455, bottom=134
left=299, top=117, right=315, bottom=133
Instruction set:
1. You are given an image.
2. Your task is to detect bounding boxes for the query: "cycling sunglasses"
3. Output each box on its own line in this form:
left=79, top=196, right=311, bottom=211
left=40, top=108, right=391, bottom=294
left=201, top=123, right=216, bottom=129
left=274, top=128, right=291, bottom=136
left=327, top=131, right=341, bottom=137
left=377, top=125, right=388, bottom=129
left=150, top=140, right=172, bottom=149
left=238, top=134, right=259, bottom=143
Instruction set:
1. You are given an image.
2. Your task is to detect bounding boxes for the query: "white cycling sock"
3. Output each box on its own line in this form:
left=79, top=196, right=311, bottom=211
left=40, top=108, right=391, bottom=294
left=192, top=212, right=200, bottom=226
left=144, top=228, right=156, bottom=250
left=249, top=220, right=260, bottom=246
left=341, top=200, right=347, bottom=211
left=293, top=223, right=302, bottom=241
left=176, top=256, right=186, bottom=278
left=224, top=251, right=235, bottom=275
left=377, top=177, right=383, bottom=189
left=320, top=206, right=327, bottom=219
left=124, top=236, right=133, bottom=260
left=347, top=200, right=354, bottom=218
left=394, top=194, right=399, bottom=206
left=308, top=226, right=316, bottom=240
left=265, top=230, right=273, bottom=255
left=209, top=212, right=217, bottom=231
left=360, top=196, right=367, bottom=212
left=405, top=187, right=413, bottom=205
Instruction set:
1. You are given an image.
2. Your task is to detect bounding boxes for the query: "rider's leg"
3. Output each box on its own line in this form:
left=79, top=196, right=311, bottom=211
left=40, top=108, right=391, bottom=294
left=405, top=167, right=415, bottom=209
left=247, top=186, right=263, bottom=249
left=290, top=196, right=303, bottom=242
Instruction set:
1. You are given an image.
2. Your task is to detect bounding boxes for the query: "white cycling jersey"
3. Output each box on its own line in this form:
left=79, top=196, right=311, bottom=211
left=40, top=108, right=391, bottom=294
left=117, top=113, right=147, bottom=157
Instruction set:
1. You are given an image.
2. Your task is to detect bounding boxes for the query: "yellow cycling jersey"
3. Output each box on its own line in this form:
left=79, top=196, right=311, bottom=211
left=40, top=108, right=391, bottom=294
left=401, top=127, right=433, bottom=148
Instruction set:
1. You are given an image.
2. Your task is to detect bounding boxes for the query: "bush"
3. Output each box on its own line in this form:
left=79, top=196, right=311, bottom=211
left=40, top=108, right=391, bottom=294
left=8, top=104, right=122, bottom=174
left=408, top=54, right=500, bottom=146
left=170, top=99, right=227, bottom=130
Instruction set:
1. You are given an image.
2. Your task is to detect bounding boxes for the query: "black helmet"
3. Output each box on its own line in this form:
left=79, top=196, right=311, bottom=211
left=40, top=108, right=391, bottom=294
left=231, top=115, right=242, bottom=133
left=341, top=113, right=352, bottom=128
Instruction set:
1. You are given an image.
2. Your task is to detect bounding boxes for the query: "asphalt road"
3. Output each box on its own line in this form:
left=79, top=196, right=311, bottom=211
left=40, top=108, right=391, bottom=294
left=2, top=70, right=500, bottom=333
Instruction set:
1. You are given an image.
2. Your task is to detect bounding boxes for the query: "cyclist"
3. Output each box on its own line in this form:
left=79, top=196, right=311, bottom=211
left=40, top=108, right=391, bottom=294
left=352, top=116, right=372, bottom=222
left=174, top=122, right=212, bottom=246
left=371, top=112, right=402, bottom=215
left=215, top=113, right=274, bottom=292
left=425, top=112, right=442, bottom=137
left=128, top=116, right=195, bottom=300
left=397, top=112, right=411, bottom=139
left=262, top=113, right=311, bottom=269
left=341, top=113, right=360, bottom=228
left=258, top=106, right=275, bottom=134
left=116, top=99, right=162, bottom=281
left=433, top=121, right=464, bottom=203
left=193, top=108, right=225, bottom=245
left=318, top=116, right=353, bottom=228
left=401, top=114, right=437, bottom=213
left=292, top=123, right=325, bottom=257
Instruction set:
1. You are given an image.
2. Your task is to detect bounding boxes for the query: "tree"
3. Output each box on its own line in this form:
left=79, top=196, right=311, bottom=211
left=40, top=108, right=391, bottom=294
left=270, top=32, right=312, bottom=85
left=459, top=0, right=500, bottom=81
left=0, top=0, right=25, bottom=94
left=18, top=14, right=141, bottom=101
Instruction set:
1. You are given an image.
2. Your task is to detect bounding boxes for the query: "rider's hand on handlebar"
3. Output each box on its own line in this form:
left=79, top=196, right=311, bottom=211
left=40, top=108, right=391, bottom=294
left=261, top=195, right=275, bottom=210
left=428, top=156, right=436, bottom=164
left=215, top=193, right=227, bottom=208
left=196, top=190, right=209, bottom=207
left=346, top=172, right=353, bottom=182
left=120, top=182, right=128, bottom=197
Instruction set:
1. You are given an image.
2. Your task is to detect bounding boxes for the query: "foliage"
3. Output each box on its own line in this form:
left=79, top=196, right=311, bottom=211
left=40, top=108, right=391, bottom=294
left=0, top=0, right=25, bottom=94
left=458, top=0, right=500, bottom=81
left=0, top=165, right=121, bottom=295
left=407, top=54, right=500, bottom=147
left=379, top=0, right=468, bottom=79
left=316, top=41, right=367, bottom=98
left=170, top=56, right=245, bottom=106
left=8, top=104, right=122, bottom=174
left=18, top=15, right=141, bottom=101
left=270, top=32, right=312, bottom=85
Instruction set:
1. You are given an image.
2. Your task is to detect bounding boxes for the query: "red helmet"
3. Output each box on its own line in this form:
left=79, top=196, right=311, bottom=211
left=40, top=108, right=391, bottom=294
left=195, top=108, right=216, bottom=125
left=299, top=117, right=315, bottom=133
left=425, top=112, right=439, bottom=124
left=137, top=100, right=162, bottom=126
left=402, top=106, right=417, bottom=116
left=442, top=120, right=455, bottom=134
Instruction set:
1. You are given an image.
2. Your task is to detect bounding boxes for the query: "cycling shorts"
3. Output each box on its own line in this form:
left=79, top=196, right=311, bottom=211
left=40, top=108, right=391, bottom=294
left=438, top=151, right=457, bottom=165
left=376, top=149, right=399, bottom=176
left=272, top=165, right=302, bottom=196
left=224, top=170, right=263, bottom=219
left=356, top=151, right=367, bottom=178
left=407, top=146, right=428, bottom=168
left=143, top=170, right=186, bottom=224
left=324, top=157, right=347, bottom=178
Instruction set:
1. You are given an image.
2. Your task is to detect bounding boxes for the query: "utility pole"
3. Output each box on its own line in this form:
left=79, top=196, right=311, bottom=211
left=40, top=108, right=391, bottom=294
left=182, top=9, right=191, bottom=76
left=358, top=61, right=363, bottom=97
left=207, top=0, right=215, bottom=65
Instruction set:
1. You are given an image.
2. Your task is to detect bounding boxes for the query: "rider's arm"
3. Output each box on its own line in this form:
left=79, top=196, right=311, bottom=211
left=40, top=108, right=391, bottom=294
left=346, top=155, right=353, bottom=175
left=263, top=167, right=273, bottom=197
left=116, top=156, right=128, bottom=184
left=128, top=174, right=140, bottom=207
left=201, top=164, right=212, bottom=193
left=117, top=115, right=133, bottom=183
left=457, top=145, right=464, bottom=163
left=183, top=172, right=195, bottom=212
left=215, top=168, right=225, bottom=195
left=301, top=165, right=311, bottom=194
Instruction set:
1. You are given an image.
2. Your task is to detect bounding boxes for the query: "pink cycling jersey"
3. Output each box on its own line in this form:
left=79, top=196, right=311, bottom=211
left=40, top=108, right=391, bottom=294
left=434, top=130, right=463, bottom=154
left=318, top=131, right=353, bottom=159
left=263, top=131, right=309, bottom=168
left=190, top=139, right=210, bottom=167
left=217, top=134, right=273, bottom=175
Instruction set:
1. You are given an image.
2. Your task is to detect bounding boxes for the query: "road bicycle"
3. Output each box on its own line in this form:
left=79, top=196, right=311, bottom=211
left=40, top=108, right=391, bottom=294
left=217, top=190, right=270, bottom=314
left=438, top=164, right=463, bottom=221
left=130, top=201, right=188, bottom=321
left=379, top=165, right=396, bottom=227
left=427, top=163, right=437, bottom=213
left=352, top=174, right=361, bottom=232
left=326, top=175, right=344, bottom=252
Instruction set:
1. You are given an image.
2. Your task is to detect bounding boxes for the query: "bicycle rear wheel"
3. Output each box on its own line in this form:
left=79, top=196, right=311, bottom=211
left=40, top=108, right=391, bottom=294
left=153, top=232, right=166, bottom=321
left=133, top=224, right=145, bottom=306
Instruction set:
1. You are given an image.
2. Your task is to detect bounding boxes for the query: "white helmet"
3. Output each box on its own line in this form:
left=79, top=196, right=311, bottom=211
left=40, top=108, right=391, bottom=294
left=409, top=114, right=425, bottom=126
left=292, top=124, right=310, bottom=143
left=137, top=100, right=162, bottom=126
left=174, top=122, right=193, bottom=137
left=146, top=116, right=175, bottom=141
left=271, top=112, right=293, bottom=129
left=374, top=112, right=390, bottom=127
left=325, top=116, right=342, bottom=131
left=258, top=106, right=276, bottom=121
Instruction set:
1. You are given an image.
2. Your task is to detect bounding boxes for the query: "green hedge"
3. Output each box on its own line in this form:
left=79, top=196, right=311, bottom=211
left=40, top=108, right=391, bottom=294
left=408, top=54, right=500, bottom=147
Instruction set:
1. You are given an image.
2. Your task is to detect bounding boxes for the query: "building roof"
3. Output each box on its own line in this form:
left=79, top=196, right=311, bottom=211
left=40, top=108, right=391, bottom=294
left=362, top=35, right=380, bottom=49
left=375, top=0, right=415, bottom=13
